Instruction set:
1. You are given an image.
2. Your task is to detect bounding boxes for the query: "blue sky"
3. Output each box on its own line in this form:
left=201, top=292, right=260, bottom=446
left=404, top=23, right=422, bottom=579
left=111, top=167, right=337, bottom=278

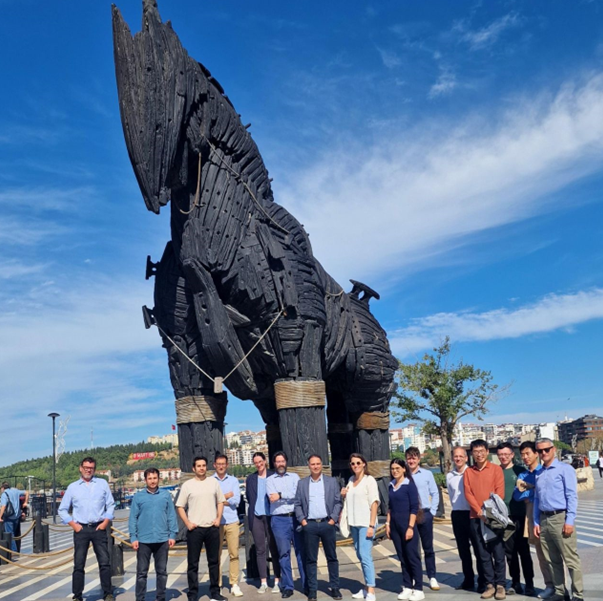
left=2, top=0, right=603, bottom=466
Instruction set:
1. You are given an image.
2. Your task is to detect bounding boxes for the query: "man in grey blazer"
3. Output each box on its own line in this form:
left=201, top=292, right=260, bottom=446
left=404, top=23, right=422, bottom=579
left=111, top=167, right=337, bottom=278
left=294, top=455, right=342, bottom=601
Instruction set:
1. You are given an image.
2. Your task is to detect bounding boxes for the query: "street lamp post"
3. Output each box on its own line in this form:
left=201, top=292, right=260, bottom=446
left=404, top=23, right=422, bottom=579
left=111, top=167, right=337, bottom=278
left=48, top=413, right=60, bottom=523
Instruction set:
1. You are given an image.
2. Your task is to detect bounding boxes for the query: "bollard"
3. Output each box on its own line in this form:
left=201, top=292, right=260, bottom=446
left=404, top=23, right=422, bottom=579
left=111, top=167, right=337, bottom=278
left=0, top=533, right=12, bottom=565
left=106, top=521, right=124, bottom=576
left=33, top=514, right=49, bottom=553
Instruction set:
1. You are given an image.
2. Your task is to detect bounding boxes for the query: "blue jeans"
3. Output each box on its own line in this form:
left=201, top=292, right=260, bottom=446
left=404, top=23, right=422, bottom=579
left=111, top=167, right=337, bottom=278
left=271, top=515, right=306, bottom=592
left=351, top=526, right=376, bottom=587
left=3, top=519, right=19, bottom=552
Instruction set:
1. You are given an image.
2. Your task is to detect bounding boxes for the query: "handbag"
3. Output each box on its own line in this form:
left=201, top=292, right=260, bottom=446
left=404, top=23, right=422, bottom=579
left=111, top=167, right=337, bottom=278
left=3, top=496, right=16, bottom=519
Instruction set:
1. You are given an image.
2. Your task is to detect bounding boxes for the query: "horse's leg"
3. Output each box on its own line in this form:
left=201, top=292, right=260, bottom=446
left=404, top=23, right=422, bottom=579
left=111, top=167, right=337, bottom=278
left=325, top=385, right=353, bottom=486
left=153, top=242, right=227, bottom=479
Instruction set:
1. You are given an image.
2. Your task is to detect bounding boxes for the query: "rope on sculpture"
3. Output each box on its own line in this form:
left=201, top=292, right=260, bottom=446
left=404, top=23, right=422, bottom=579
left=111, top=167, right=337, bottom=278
left=366, top=460, right=391, bottom=479
left=0, top=553, right=75, bottom=569
left=274, top=380, right=326, bottom=410
left=355, top=411, right=390, bottom=430
left=175, top=395, right=227, bottom=424
left=0, top=543, right=73, bottom=557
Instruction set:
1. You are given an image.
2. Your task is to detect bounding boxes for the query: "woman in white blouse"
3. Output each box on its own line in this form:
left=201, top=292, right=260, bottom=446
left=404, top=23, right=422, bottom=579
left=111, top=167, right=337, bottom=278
left=341, top=453, right=380, bottom=601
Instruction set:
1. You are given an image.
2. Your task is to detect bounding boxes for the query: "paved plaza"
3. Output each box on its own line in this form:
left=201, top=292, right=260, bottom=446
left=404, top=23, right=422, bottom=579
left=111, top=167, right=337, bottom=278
left=1, top=477, right=602, bottom=601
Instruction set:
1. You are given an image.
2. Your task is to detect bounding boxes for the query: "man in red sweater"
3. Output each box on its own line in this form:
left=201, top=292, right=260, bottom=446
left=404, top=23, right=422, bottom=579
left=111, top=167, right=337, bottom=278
left=464, top=439, right=506, bottom=601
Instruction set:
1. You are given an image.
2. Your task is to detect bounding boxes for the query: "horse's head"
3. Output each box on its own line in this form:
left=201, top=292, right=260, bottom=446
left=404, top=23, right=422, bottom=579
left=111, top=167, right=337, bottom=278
left=112, top=0, right=205, bottom=214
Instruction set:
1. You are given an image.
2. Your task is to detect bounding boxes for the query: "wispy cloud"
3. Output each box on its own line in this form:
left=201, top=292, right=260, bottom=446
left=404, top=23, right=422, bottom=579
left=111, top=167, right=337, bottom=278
left=0, top=259, right=46, bottom=279
left=456, top=13, right=523, bottom=51
left=429, top=66, right=457, bottom=98
left=389, top=288, right=603, bottom=356
left=277, top=72, right=603, bottom=285
left=376, top=46, right=402, bottom=69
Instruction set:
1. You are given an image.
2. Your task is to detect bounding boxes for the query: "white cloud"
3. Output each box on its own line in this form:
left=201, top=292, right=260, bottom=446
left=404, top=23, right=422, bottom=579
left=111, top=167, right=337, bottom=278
left=458, top=13, right=522, bottom=51
left=429, top=66, right=457, bottom=98
left=376, top=47, right=401, bottom=69
left=389, top=288, right=603, bottom=356
left=277, top=72, right=603, bottom=286
left=0, top=259, right=46, bottom=279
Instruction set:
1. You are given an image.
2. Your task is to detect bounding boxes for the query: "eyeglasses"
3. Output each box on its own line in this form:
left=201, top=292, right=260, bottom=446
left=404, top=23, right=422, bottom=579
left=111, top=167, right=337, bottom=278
left=82, top=466, right=95, bottom=471
left=537, top=447, right=554, bottom=454
left=350, top=461, right=363, bottom=466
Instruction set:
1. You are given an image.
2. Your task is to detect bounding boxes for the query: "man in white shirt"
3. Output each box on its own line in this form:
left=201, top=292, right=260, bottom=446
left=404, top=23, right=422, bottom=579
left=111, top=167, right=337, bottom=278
left=446, top=447, right=481, bottom=592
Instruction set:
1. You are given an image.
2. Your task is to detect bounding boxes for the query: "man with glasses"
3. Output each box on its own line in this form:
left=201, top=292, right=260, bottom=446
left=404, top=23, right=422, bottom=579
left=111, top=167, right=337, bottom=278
left=496, top=442, right=534, bottom=596
left=464, top=439, right=506, bottom=601
left=58, top=457, right=115, bottom=601
left=533, top=438, right=584, bottom=601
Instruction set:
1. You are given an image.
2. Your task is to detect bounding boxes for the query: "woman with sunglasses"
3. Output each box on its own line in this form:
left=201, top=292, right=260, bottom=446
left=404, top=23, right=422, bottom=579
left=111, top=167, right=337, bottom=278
left=386, top=459, right=424, bottom=601
left=341, top=453, right=380, bottom=601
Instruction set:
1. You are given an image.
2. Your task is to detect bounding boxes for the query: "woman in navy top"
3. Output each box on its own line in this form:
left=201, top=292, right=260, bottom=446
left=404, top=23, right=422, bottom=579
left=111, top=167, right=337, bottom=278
left=386, top=459, right=424, bottom=601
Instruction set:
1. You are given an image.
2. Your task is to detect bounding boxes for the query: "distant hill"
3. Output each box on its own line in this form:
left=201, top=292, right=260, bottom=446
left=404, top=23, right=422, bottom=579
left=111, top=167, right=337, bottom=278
left=0, top=441, right=176, bottom=490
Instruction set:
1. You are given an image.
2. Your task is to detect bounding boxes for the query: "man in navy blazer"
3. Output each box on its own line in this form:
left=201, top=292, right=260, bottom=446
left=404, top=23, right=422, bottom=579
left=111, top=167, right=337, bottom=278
left=294, top=455, right=342, bottom=601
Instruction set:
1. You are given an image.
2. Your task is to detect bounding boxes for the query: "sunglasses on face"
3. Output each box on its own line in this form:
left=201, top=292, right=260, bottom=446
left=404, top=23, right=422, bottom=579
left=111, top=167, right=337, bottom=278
left=350, top=461, right=363, bottom=466
left=537, top=447, right=554, bottom=454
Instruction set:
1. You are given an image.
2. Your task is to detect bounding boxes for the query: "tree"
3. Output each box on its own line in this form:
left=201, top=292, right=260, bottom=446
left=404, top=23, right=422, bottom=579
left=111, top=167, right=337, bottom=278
left=392, top=337, right=504, bottom=474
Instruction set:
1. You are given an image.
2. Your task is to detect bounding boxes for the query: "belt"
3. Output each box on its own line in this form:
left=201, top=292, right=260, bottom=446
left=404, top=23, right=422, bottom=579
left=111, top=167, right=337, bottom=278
left=541, top=509, right=566, bottom=517
left=307, top=518, right=329, bottom=522
left=273, top=512, right=295, bottom=518
left=80, top=521, right=102, bottom=527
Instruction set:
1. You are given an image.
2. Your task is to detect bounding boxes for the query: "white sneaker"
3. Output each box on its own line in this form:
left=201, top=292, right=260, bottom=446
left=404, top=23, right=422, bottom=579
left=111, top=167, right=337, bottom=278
left=538, top=588, right=556, bottom=599
left=258, top=583, right=268, bottom=594
left=409, top=591, right=425, bottom=601
left=352, top=591, right=367, bottom=599
left=366, top=594, right=376, bottom=601
left=232, top=584, right=244, bottom=597
left=272, top=583, right=281, bottom=594
left=398, top=588, right=413, bottom=600
left=430, top=577, right=440, bottom=591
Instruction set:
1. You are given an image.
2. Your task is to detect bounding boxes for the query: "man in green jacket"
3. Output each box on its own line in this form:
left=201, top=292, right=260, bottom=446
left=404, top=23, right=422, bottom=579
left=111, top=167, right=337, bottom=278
left=129, top=468, right=178, bottom=601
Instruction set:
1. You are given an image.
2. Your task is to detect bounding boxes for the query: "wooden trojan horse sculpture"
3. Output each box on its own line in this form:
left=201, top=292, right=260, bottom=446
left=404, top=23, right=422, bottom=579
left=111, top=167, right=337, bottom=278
left=112, top=0, right=398, bottom=502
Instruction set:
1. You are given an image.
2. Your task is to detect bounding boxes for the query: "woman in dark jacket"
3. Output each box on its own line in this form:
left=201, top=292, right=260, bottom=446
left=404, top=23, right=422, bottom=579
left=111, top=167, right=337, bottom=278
left=246, top=452, right=281, bottom=593
left=386, top=458, right=424, bottom=601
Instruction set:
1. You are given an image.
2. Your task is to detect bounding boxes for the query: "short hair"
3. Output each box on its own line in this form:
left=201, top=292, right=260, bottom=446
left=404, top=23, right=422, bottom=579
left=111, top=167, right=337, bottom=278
left=272, top=451, right=288, bottom=463
left=307, top=454, right=322, bottom=463
left=349, top=453, right=369, bottom=476
left=519, top=441, right=536, bottom=452
left=253, top=452, right=266, bottom=461
left=470, top=439, right=488, bottom=451
left=452, top=446, right=468, bottom=456
left=405, top=446, right=421, bottom=458
left=535, top=438, right=554, bottom=447
left=1, top=481, right=10, bottom=489
left=214, top=454, right=228, bottom=463
left=192, top=456, right=208, bottom=467
left=496, top=442, right=514, bottom=452
left=80, top=457, right=96, bottom=467
left=144, top=467, right=159, bottom=479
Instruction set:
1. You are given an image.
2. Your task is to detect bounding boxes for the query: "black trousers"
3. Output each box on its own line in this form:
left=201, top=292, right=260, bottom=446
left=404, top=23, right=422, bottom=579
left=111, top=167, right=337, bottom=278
left=469, top=518, right=506, bottom=587
left=251, top=514, right=281, bottom=580
left=416, top=511, right=436, bottom=578
left=303, top=520, right=339, bottom=593
left=451, top=510, right=479, bottom=586
left=390, top=519, right=423, bottom=591
left=72, top=525, right=112, bottom=598
left=505, top=515, right=534, bottom=587
left=187, top=526, right=220, bottom=600
left=136, top=541, right=169, bottom=601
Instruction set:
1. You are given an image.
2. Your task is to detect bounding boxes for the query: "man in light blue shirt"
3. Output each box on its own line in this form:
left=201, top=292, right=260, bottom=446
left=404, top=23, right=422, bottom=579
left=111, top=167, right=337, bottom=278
left=533, top=438, right=583, bottom=601
left=266, top=451, right=306, bottom=598
left=129, top=467, right=177, bottom=601
left=213, top=454, right=243, bottom=597
left=0, top=482, right=29, bottom=552
left=58, top=456, right=115, bottom=601
left=406, top=446, right=440, bottom=591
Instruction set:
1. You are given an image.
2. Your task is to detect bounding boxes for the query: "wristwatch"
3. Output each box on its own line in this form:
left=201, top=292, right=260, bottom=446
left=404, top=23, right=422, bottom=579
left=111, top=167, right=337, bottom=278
left=278, top=492, right=282, bottom=499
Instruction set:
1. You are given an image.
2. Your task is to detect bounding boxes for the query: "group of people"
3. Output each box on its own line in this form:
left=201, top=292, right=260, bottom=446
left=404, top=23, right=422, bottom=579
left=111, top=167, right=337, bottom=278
left=50, top=435, right=585, bottom=601
left=446, top=438, right=584, bottom=601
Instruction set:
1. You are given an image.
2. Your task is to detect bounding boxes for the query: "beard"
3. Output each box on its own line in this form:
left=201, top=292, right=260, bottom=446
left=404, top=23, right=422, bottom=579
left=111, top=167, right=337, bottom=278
left=276, top=466, right=286, bottom=475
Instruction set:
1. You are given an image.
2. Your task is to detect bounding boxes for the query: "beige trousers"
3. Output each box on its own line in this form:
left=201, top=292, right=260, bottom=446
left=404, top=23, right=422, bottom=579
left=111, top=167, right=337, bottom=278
left=219, top=522, right=240, bottom=587
left=539, top=512, right=583, bottom=599
left=526, top=503, right=554, bottom=589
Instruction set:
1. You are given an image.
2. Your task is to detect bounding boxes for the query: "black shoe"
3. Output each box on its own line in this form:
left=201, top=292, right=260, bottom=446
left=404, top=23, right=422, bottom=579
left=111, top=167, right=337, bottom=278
left=525, top=586, right=536, bottom=597
left=282, top=591, right=294, bottom=599
left=514, top=583, right=524, bottom=595
left=72, top=597, right=83, bottom=601
left=210, top=594, right=228, bottom=601
left=308, top=593, right=317, bottom=601
left=456, top=582, right=475, bottom=591
left=331, top=589, right=343, bottom=600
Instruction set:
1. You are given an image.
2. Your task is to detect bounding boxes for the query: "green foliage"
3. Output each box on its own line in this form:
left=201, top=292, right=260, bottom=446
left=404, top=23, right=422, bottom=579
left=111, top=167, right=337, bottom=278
left=433, top=472, right=447, bottom=488
left=0, top=441, right=173, bottom=489
left=422, top=448, right=439, bottom=467
left=553, top=440, right=572, bottom=451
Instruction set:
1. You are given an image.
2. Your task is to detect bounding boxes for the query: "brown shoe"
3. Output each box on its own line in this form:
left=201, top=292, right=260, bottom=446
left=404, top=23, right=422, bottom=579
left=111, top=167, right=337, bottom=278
left=481, top=585, right=496, bottom=599
left=495, top=585, right=507, bottom=600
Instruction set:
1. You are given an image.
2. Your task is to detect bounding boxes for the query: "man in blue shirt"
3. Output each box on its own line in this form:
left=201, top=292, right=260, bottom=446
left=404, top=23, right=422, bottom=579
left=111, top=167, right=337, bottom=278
left=213, top=454, right=243, bottom=597
left=533, top=438, right=584, bottom=601
left=0, top=482, right=29, bottom=552
left=129, top=467, right=178, bottom=601
left=58, top=456, right=115, bottom=601
left=405, top=447, right=440, bottom=591
left=266, top=451, right=306, bottom=598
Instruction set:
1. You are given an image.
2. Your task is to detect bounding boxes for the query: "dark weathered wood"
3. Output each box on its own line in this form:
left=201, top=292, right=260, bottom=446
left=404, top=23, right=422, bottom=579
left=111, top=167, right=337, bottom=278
left=113, top=0, right=398, bottom=491
left=178, top=421, right=224, bottom=473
